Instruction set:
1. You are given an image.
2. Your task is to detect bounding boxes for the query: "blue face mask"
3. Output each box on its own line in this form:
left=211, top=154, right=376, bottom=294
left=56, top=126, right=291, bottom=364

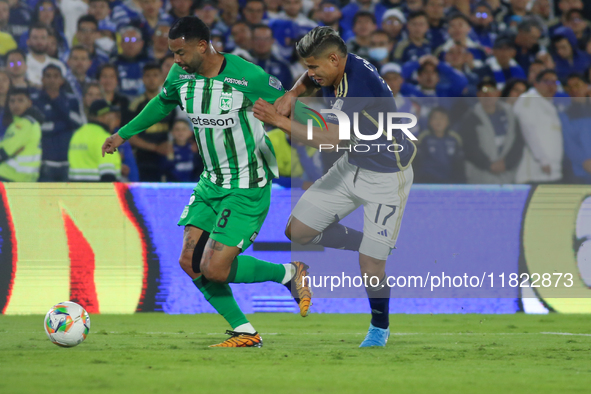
left=368, top=47, right=389, bottom=62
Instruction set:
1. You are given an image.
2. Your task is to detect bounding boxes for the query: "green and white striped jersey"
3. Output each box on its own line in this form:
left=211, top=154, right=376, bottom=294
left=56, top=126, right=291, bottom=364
left=160, top=54, right=284, bottom=189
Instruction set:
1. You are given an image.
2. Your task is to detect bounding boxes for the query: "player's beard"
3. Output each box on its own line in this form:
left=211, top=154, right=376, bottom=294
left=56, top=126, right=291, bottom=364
left=181, top=55, right=203, bottom=74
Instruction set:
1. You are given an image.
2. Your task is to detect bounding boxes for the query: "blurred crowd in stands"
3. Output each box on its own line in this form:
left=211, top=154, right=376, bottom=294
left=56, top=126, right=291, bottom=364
left=0, top=0, right=591, bottom=184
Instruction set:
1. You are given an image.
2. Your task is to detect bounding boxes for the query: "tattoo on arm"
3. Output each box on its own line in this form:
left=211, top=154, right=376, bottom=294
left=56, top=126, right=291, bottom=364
left=185, top=239, right=196, bottom=250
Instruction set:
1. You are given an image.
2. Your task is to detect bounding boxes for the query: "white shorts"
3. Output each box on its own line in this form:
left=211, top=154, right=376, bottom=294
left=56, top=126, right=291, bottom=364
left=292, top=154, right=414, bottom=260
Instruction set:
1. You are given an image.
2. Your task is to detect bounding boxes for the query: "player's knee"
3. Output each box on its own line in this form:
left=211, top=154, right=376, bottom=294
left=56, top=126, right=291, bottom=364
left=179, top=250, right=193, bottom=272
left=285, top=222, right=314, bottom=245
left=359, top=254, right=386, bottom=278
left=284, top=224, right=293, bottom=241
left=200, top=260, right=229, bottom=283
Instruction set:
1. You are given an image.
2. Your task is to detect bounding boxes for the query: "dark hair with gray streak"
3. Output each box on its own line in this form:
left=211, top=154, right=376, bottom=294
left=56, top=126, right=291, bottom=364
left=517, top=16, right=544, bottom=33
left=296, top=26, right=347, bottom=59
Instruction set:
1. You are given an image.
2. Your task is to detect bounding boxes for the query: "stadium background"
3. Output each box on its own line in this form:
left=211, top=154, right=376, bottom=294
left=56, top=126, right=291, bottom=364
left=2, top=0, right=591, bottom=315
left=1, top=183, right=590, bottom=315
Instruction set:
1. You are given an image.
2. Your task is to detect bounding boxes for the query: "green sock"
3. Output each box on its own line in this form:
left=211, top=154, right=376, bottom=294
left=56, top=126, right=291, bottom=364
left=226, top=255, right=286, bottom=284
left=193, top=276, right=248, bottom=329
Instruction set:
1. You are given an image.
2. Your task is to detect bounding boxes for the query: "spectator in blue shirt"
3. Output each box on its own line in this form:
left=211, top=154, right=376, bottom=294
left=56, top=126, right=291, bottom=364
left=8, top=0, right=33, bottom=42
left=74, top=15, right=109, bottom=79
left=18, top=0, right=67, bottom=56
left=0, top=69, right=10, bottom=138
left=32, top=64, right=82, bottom=181
left=166, top=119, right=199, bottom=182
left=503, top=0, right=532, bottom=28
left=564, top=9, right=590, bottom=51
left=113, top=26, right=153, bottom=98
left=380, top=8, right=405, bottom=46
left=251, top=24, right=293, bottom=89
left=276, top=0, right=317, bottom=39
left=561, top=73, right=591, bottom=183
left=475, top=34, right=527, bottom=89
left=150, top=22, right=170, bottom=61
left=194, top=0, right=228, bottom=38
left=97, top=63, right=132, bottom=124
left=340, top=0, right=386, bottom=38
left=393, top=10, right=431, bottom=64
left=551, top=26, right=591, bottom=82
left=401, top=54, right=469, bottom=98
left=5, top=49, right=31, bottom=89
left=242, top=0, right=266, bottom=26
left=168, top=0, right=193, bottom=25
left=88, top=0, right=117, bottom=37
left=112, top=0, right=142, bottom=31
left=65, top=45, right=92, bottom=107
left=547, top=0, right=584, bottom=37
left=424, top=0, right=447, bottom=50
left=346, top=11, right=376, bottom=61
left=135, top=0, right=174, bottom=39
left=317, top=0, right=352, bottom=42
left=0, top=0, right=10, bottom=35
left=435, top=13, right=487, bottom=69
left=470, top=1, right=499, bottom=50
left=415, top=106, right=465, bottom=183
left=514, top=17, right=545, bottom=72
left=368, top=29, right=394, bottom=70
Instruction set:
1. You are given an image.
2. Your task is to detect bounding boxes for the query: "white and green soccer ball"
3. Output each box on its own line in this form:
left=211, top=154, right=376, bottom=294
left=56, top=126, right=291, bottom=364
left=44, top=301, right=91, bottom=347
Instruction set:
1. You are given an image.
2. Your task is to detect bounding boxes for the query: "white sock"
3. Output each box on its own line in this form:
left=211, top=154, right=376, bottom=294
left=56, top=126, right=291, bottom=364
left=281, top=263, right=295, bottom=285
left=234, top=323, right=256, bottom=334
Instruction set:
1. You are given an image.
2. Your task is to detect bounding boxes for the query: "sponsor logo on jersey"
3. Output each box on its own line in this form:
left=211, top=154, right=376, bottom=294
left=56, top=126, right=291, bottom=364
left=188, top=114, right=237, bottom=128
left=219, top=92, right=233, bottom=111
left=224, top=77, right=248, bottom=87
left=163, top=87, right=168, bottom=96
left=180, top=206, right=189, bottom=219
left=269, top=76, right=282, bottom=90
left=179, top=74, right=196, bottom=80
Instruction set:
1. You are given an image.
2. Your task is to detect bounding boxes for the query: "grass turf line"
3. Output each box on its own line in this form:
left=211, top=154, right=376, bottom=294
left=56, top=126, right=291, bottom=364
left=0, top=313, right=590, bottom=393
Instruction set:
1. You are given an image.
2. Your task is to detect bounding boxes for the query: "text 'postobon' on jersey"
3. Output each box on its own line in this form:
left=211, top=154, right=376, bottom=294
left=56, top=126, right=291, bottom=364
left=162, top=54, right=284, bottom=189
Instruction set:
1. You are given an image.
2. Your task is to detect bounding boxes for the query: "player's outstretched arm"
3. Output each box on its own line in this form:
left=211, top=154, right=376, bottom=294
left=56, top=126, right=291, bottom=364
left=102, top=96, right=177, bottom=157
left=274, top=72, right=319, bottom=117
left=254, top=98, right=339, bottom=149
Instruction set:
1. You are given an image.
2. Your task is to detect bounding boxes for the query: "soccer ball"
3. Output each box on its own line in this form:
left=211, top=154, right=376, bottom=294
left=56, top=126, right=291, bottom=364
left=44, top=301, right=91, bottom=347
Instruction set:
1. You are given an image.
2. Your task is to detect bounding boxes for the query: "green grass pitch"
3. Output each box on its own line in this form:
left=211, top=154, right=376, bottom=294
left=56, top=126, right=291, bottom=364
left=1, top=313, right=590, bottom=393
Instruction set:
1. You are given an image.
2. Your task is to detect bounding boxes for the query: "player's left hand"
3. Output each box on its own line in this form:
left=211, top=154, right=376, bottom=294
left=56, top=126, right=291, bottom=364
left=253, top=98, right=282, bottom=127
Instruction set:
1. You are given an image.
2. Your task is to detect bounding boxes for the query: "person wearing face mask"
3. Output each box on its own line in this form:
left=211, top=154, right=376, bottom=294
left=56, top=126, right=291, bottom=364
left=0, top=87, right=42, bottom=182
left=367, top=29, right=394, bottom=70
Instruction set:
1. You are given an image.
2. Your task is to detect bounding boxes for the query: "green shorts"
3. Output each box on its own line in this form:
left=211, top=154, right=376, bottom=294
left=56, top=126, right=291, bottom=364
left=177, top=179, right=271, bottom=251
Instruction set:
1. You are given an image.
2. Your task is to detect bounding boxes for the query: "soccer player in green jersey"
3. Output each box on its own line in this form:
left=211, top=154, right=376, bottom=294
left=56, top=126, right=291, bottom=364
left=101, top=16, right=311, bottom=348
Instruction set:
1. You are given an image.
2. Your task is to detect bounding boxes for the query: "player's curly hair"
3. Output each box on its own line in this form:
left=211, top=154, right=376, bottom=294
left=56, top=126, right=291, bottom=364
left=296, top=27, right=347, bottom=59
